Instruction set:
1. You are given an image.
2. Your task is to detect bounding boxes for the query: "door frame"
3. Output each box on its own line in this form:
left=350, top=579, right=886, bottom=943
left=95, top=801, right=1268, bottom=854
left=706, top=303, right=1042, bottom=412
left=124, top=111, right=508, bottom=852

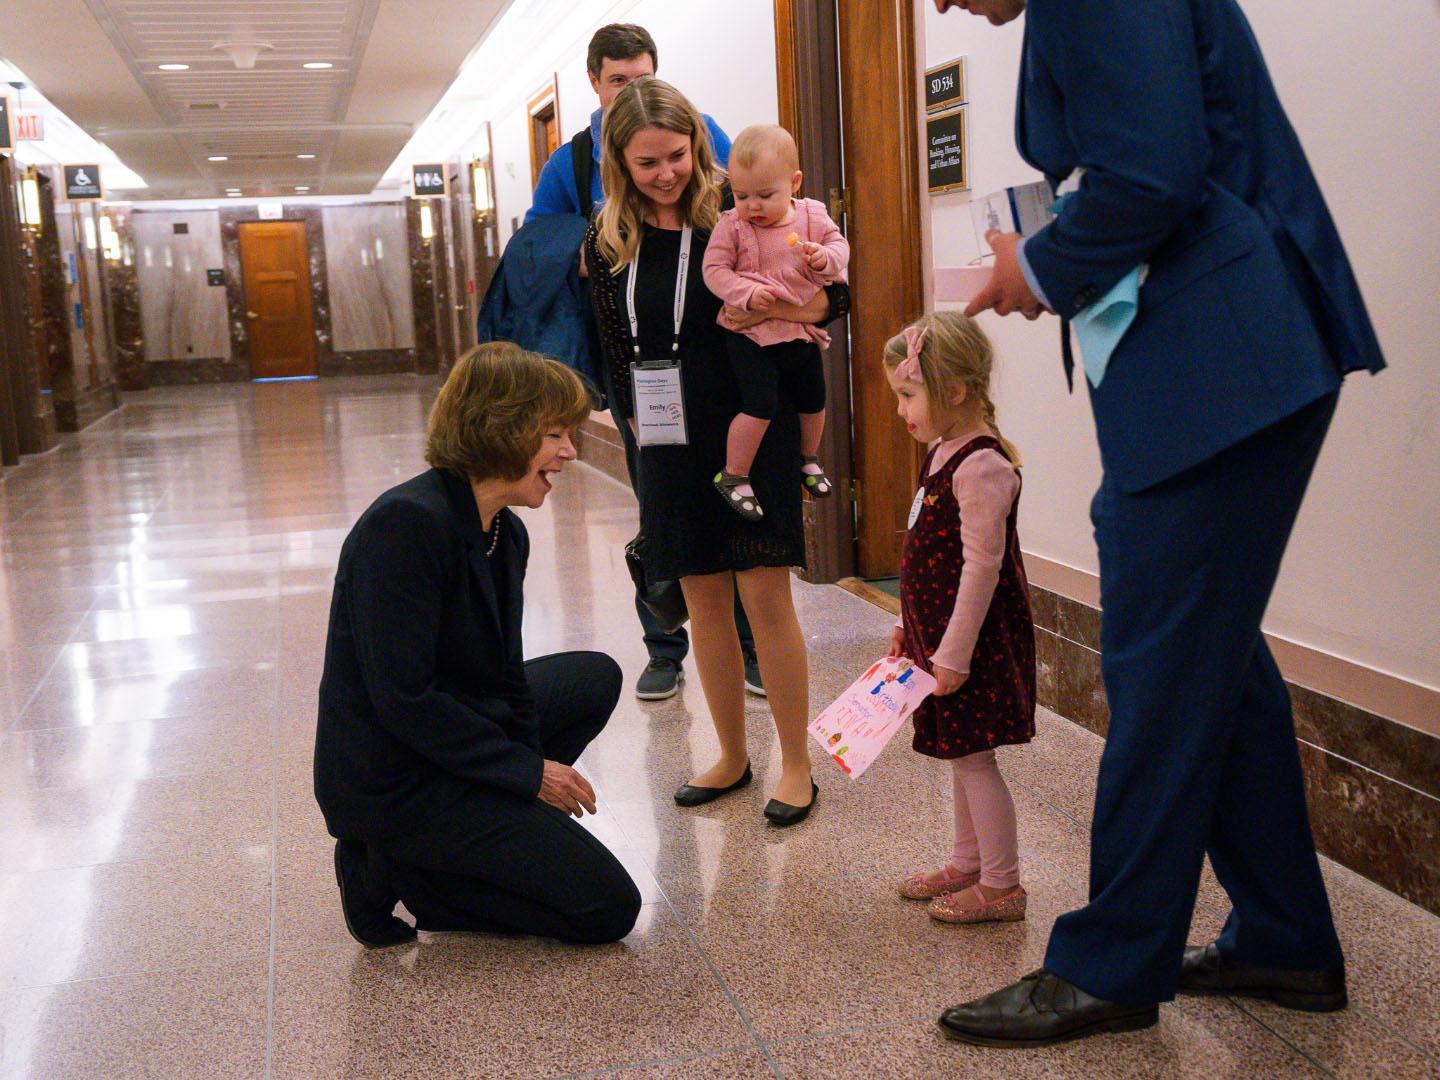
left=774, top=0, right=855, bottom=583
left=776, top=0, right=927, bottom=580
left=237, top=219, right=318, bottom=379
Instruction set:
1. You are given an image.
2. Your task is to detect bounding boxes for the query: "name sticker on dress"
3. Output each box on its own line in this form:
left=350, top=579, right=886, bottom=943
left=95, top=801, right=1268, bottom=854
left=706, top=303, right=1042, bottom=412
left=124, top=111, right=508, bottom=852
left=906, top=487, right=926, bottom=530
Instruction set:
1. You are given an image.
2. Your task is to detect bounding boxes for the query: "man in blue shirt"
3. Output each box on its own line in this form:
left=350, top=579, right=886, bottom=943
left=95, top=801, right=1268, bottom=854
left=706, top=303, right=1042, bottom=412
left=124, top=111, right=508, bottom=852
left=525, top=23, right=732, bottom=221
left=526, top=24, right=752, bottom=702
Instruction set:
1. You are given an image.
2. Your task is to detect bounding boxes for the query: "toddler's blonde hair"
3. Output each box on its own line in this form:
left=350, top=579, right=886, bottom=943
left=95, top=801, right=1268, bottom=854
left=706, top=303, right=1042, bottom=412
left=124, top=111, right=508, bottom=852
left=729, top=124, right=800, bottom=173
left=883, top=312, right=1021, bottom=465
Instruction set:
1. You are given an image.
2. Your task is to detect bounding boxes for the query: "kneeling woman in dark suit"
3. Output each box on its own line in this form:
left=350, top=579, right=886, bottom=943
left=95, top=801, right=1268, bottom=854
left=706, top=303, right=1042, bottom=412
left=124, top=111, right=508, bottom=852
left=314, top=341, right=640, bottom=947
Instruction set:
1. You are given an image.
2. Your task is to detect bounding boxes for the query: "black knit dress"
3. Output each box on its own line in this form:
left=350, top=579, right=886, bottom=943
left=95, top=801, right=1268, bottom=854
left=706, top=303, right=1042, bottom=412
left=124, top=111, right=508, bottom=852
left=588, top=221, right=839, bottom=582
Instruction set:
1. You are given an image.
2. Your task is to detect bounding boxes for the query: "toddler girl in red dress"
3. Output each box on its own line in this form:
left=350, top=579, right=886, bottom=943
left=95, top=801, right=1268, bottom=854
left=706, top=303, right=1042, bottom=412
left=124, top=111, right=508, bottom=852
left=883, top=312, right=1037, bottom=925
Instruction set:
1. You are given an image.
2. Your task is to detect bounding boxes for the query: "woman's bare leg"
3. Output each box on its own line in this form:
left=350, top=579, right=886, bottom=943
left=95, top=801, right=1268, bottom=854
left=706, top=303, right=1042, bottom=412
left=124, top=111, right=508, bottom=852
left=679, top=571, right=749, bottom=787
left=735, top=566, right=813, bottom=806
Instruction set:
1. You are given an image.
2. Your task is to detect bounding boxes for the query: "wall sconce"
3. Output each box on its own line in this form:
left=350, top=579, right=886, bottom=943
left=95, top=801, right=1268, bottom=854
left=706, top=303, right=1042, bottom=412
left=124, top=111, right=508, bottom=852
left=99, top=214, right=122, bottom=261
left=419, top=201, right=434, bottom=241
left=471, top=159, right=494, bottom=220
left=19, top=169, right=43, bottom=231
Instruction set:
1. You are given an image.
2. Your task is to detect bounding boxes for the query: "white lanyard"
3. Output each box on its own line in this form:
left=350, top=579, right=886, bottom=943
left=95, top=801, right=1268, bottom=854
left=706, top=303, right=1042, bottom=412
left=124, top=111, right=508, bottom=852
left=625, top=224, right=692, bottom=363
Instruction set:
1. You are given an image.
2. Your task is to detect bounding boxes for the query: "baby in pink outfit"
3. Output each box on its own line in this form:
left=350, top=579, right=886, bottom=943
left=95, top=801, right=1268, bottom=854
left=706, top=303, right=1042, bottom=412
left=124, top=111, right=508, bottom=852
left=701, top=125, right=849, bottom=521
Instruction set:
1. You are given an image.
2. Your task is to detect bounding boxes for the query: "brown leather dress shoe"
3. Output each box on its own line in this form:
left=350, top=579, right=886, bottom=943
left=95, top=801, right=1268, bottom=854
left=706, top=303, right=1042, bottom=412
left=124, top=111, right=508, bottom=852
left=1179, top=942, right=1347, bottom=1012
left=938, top=969, right=1158, bottom=1048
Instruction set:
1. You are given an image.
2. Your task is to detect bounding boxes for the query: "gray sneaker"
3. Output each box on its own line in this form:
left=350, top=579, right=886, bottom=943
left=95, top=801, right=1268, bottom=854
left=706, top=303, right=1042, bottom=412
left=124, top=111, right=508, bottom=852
left=743, top=649, right=766, bottom=697
left=636, top=658, right=683, bottom=700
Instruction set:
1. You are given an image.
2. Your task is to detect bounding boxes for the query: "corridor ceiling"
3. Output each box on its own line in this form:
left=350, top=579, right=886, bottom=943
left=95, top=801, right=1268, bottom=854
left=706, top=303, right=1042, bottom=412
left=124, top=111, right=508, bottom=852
left=0, top=0, right=509, bottom=200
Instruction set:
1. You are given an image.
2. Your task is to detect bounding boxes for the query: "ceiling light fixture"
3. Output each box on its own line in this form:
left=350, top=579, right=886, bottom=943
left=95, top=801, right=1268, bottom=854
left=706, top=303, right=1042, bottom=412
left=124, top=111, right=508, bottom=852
left=158, top=63, right=190, bottom=71
left=295, top=186, right=310, bottom=192
left=207, top=155, right=228, bottom=161
left=213, top=42, right=273, bottom=70
left=303, top=62, right=333, bottom=70
left=226, top=191, right=243, bottom=197
left=296, top=154, right=317, bottom=160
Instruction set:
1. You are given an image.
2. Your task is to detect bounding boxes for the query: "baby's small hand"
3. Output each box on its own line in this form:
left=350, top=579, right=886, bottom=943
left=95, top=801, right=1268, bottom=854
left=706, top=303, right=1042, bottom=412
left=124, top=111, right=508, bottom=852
left=799, top=241, right=827, bottom=271
left=931, top=664, right=968, bottom=696
left=750, top=286, right=776, bottom=312
left=886, top=627, right=906, bottom=658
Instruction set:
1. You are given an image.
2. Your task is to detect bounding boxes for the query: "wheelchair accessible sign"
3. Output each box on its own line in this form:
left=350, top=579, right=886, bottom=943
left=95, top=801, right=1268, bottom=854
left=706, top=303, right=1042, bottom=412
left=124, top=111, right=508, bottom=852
left=64, top=165, right=104, bottom=201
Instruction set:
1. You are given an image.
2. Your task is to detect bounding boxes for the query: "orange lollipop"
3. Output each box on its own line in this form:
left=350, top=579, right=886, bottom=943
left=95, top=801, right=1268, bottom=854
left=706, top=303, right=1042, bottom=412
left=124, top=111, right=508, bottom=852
left=786, top=232, right=800, bottom=246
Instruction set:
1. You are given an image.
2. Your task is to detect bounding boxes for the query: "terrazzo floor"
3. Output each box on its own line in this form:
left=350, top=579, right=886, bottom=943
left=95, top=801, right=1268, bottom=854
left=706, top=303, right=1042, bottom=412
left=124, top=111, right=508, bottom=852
left=1, top=375, right=1436, bottom=1079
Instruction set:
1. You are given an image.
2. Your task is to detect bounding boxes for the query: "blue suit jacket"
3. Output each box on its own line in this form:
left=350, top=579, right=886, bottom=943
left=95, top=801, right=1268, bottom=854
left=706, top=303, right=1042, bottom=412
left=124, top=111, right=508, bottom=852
left=1018, top=0, right=1384, bottom=493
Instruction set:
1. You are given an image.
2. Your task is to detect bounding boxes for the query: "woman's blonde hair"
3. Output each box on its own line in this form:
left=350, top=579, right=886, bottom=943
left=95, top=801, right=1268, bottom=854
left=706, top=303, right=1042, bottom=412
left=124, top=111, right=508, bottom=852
left=595, top=76, right=723, bottom=269
left=425, top=342, right=591, bottom=482
left=883, top=312, right=1021, bottom=465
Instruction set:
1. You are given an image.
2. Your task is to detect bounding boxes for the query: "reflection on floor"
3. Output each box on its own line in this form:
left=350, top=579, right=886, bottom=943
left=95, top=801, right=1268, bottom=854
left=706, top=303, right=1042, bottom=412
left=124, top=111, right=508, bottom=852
left=1, top=375, right=1436, bottom=1079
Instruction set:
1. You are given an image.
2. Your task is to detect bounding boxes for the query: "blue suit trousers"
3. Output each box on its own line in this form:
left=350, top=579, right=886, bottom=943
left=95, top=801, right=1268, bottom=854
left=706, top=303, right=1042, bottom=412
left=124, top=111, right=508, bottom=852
left=1045, top=393, right=1345, bottom=1003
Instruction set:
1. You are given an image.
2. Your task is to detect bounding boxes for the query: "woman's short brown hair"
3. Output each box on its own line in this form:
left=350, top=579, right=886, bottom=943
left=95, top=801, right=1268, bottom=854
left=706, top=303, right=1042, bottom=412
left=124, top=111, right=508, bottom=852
left=424, top=342, right=591, bottom=482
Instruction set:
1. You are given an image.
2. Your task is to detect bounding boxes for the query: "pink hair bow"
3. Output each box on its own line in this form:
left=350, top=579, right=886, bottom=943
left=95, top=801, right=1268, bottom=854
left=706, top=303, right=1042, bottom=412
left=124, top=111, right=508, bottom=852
left=894, top=325, right=927, bottom=383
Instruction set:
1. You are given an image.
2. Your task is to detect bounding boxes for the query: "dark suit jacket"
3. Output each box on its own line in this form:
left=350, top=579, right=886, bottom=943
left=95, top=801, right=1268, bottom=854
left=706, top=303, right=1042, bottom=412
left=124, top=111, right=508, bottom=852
left=1018, top=0, right=1385, bottom=493
left=314, top=468, right=544, bottom=842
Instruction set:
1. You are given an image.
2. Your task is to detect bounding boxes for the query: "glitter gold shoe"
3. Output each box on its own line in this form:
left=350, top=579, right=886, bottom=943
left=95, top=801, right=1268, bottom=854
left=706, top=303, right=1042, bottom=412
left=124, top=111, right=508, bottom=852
left=899, top=865, right=980, bottom=900
left=929, top=884, right=1027, bottom=925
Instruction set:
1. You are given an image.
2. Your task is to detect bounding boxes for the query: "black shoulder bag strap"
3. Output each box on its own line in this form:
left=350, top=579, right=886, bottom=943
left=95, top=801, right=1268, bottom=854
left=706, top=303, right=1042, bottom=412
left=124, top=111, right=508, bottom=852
left=570, top=128, right=595, bottom=219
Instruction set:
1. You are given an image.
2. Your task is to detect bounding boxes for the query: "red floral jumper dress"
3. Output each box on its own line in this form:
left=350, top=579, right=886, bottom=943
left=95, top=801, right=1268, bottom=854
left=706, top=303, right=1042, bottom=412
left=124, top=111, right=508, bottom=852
left=900, top=436, right=1036, bottom=759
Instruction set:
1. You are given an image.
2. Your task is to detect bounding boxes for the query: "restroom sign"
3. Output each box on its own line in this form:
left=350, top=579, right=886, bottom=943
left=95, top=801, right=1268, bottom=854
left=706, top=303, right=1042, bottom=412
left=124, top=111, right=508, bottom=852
left=64, top=165, right=105, bottom=201
left=412, top=164, right=448, bottom=198
left=924, top=57, right=967, bottom=113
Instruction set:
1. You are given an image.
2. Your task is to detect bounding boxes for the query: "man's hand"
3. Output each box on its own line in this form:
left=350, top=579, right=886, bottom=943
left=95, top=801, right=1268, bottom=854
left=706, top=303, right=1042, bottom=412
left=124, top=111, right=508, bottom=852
left=886, top=626, right=906, bottom=659
left=799, top=240, right=827, bottom=272
left=965, top=231, right=1046, bottom=321
left=750, top=286, right=776, bottom=313
left=538, top=760, right=598, bottom=818
left=931, top=664, right=969, bottom=696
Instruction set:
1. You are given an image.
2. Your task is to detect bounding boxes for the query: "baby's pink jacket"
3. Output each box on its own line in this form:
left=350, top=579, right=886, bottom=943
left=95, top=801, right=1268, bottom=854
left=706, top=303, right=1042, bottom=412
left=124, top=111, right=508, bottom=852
left=702, top=197, right=849, bottom=348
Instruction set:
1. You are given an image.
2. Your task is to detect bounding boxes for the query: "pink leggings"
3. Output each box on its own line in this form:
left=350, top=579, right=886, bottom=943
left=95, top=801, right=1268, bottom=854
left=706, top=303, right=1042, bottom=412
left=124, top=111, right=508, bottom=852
left=950, top=750, right=1020, bottom=889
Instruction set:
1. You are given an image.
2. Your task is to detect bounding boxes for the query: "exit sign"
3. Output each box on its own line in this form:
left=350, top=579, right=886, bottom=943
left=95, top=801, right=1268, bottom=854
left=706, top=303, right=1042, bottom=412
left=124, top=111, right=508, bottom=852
left=412, top=163, right=448, bottom=198
left=16, top=113, right=44, bottom=141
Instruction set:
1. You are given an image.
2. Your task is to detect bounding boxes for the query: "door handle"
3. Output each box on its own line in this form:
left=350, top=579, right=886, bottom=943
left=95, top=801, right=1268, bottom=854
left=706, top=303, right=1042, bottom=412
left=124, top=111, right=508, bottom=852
left=246, top=310, right=260, bottom=319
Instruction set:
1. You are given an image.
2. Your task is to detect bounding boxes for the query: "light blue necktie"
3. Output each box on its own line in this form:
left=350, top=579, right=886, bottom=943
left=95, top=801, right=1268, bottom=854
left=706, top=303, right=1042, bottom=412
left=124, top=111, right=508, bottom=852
left=1052, top=191, right=1141, bottom=389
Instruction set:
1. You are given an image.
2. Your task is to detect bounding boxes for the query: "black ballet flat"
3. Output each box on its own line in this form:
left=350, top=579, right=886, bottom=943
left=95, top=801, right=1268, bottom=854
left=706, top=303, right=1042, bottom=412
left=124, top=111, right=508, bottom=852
left=763, top=781, right=819, bottom=827
left=334, top=839, right=417, bottom=948
left=674, top=763, right=753, bottom=807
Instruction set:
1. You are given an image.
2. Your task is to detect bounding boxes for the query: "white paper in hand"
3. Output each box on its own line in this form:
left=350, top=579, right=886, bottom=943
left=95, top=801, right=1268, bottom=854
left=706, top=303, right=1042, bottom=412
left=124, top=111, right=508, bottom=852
left=808, top=656, right=938, bottom=779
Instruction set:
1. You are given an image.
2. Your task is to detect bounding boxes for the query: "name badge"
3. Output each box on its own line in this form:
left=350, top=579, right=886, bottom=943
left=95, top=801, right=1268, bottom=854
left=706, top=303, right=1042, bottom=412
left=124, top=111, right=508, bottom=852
left=632, top=363, right=688, bottom=446
left=906, top=486, right=926, bottom=530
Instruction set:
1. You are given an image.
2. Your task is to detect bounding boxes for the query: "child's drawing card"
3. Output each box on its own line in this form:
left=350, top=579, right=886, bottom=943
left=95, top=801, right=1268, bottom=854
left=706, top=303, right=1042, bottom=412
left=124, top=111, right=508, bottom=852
left=808, top=657, right=938, bottom=779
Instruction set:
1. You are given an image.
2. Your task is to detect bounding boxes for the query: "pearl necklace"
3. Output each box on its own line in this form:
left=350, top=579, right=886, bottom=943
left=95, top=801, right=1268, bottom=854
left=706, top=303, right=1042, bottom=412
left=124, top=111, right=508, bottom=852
left=485, top=515, right=502, bottom=557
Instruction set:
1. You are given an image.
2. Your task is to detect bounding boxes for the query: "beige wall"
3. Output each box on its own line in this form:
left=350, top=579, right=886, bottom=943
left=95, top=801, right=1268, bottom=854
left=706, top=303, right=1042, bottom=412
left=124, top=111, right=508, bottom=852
left=917, top=1, right=1440, bottom=694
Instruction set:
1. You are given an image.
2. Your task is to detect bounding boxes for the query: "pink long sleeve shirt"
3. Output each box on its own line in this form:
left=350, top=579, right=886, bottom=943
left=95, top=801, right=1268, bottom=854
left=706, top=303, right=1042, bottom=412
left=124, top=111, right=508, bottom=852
left=897, top=428, right=1021, bottom=676
left=701, top=197, right=850, bottom=348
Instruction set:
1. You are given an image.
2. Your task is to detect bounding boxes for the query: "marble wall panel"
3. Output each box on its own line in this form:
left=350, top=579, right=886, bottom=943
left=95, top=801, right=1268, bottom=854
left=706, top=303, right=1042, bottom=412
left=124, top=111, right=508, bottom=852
left=133, top=211, right=230, bottom=363
left=103, top=207, right=146, bottom=390
left=407, top=199, right=439, bottom=374
left=323, top=204, right=414, bottom=352
left=1029, top=582, right=1440, bottom=914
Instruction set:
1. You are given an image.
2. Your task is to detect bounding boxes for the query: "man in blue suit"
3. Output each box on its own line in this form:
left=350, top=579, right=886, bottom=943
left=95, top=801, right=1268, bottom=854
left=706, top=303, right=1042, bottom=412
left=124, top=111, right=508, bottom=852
left=932, top=0, right=1385, bottom=1047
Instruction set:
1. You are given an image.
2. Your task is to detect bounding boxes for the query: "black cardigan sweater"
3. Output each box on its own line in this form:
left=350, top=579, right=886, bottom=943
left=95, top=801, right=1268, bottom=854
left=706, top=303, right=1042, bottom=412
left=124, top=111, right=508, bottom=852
left=314, top=467, right=544, bottom=841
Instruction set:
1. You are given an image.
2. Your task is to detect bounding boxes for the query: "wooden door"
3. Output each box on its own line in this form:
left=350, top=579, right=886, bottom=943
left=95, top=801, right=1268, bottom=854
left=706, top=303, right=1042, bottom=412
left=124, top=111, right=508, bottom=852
left=836, top=0, right=927, bottom=577
left=238, top=221, right=316, bottom=379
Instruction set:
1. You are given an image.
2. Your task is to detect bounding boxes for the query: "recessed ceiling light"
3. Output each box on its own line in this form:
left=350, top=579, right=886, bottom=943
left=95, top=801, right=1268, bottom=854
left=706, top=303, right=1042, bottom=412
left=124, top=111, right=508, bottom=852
left=295, top=186, right=310, bottom=192
left=296, top=154, right=317, bottom=160
left=158, top=63, right=190, bottom=71
left=303, top=62, right=333, bottom=70
left=208, top=155, right=229, bottom=162
left=226, top=192, right=243, bottom=197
